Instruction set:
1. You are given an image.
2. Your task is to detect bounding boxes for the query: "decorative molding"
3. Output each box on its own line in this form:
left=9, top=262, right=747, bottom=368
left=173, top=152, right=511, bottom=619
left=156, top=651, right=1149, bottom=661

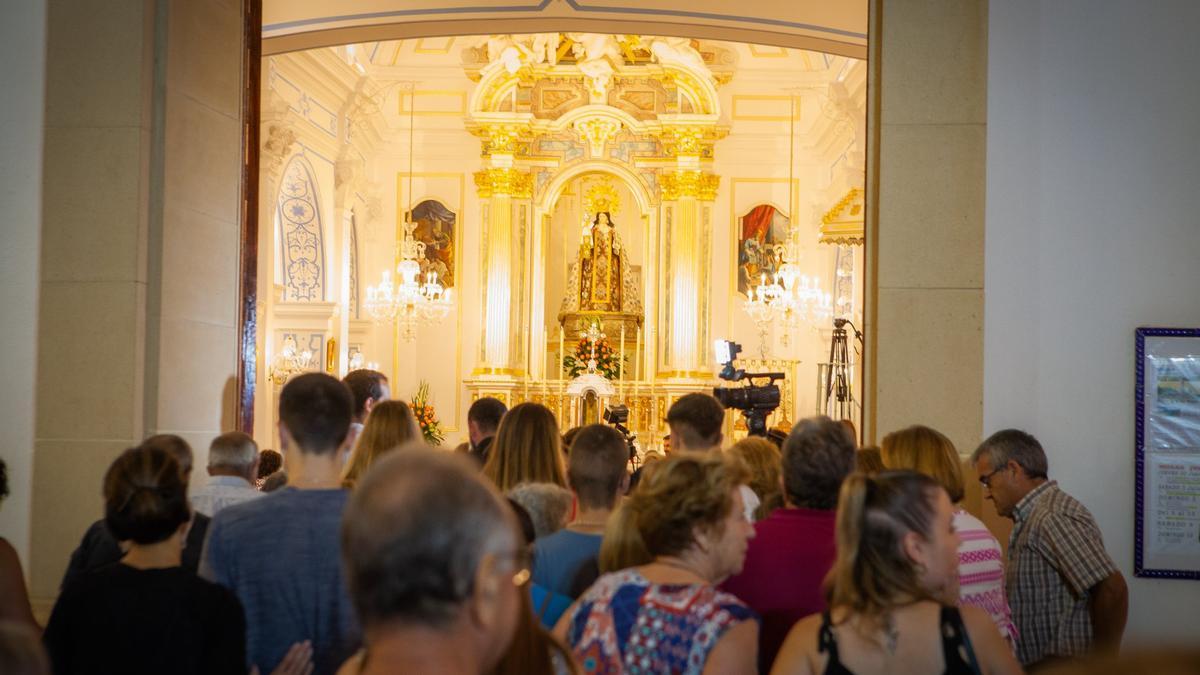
left=574, top=116, right=623, bottom=157
left=819, top=187, right=865, bottom=246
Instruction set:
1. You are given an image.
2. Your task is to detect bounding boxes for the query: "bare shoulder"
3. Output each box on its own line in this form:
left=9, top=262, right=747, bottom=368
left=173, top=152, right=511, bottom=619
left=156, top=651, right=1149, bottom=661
left=959, top=605, right=1023, bottom=675
left=769, top=614, right=823, bottom=675
left=702, top=618, right=758, bottom=675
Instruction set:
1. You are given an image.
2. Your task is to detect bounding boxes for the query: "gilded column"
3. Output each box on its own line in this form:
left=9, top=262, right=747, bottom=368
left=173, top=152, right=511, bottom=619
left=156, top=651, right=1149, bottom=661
left=474, top=167, right=533, bottom=375
left=658, top=169, right=719, bottom=377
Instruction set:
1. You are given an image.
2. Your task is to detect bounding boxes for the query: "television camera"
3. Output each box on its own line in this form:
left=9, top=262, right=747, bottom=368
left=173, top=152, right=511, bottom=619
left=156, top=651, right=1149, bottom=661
left=602, top=404, right=639, bottom=462
left=712, top=339, right=784, bottom=437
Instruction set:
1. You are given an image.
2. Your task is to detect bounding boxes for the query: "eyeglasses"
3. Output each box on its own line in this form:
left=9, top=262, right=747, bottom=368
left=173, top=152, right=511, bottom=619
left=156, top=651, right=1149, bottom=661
left=978, top=466, right=1005, bottom=488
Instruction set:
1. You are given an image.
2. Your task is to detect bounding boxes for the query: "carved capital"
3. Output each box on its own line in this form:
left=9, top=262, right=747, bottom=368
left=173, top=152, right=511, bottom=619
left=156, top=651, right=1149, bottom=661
left=261, top=120, right=298, bottom=179
left=659, top=125, right=723, bottom=159
left=660, top=170, right=719, bottom=201
left=481, top=124, right=524, bottom=155
left=474, top=168, right=534, bottom=198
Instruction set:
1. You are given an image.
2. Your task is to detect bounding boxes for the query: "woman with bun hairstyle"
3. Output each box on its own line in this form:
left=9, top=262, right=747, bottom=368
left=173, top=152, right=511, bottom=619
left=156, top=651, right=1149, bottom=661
left=44, top=444, right=249, bottom=674
left=770, top=471, right=1021, bottom=675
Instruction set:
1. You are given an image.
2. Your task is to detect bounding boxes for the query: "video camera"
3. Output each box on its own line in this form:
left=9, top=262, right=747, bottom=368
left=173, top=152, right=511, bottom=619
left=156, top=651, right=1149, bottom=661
left=603, top=404, right=639, bottom=462
left=712, top=339, right=784, bottom=437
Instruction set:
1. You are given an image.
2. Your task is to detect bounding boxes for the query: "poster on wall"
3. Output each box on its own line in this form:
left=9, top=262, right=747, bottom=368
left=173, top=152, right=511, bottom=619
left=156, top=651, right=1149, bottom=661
left=1135, top=327, right=1200, bottom=579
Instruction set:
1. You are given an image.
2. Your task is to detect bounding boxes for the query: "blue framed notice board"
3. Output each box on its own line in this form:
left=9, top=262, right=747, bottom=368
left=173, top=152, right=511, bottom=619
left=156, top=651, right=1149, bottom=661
left=1135, top=327, right=1200, bottom=579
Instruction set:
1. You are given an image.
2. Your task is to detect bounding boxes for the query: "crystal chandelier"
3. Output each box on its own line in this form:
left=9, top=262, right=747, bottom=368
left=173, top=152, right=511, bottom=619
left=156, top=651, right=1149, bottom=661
left=364, top=221, right=454, bottom=340
left=269, top=335, right=317, bottom=385
left=744, top=94, right=833, bottom=356
left=363, top=86, right=455, bottom=340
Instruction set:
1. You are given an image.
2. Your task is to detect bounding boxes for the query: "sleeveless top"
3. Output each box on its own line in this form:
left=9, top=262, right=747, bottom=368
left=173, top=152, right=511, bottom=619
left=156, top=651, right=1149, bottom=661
left=566, top=569, right=758, bottom=674
left=818, top=606, right=979, bottom=675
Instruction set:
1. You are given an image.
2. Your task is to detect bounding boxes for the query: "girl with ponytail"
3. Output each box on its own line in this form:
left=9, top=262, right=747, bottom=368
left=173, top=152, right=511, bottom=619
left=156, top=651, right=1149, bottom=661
left=771, top=471, right=1022, bottom=675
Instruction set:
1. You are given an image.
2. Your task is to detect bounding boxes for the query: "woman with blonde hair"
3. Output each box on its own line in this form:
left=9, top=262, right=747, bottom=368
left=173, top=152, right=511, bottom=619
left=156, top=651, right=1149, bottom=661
left=771, top=471, right=1021, bottom=675
left=340, top=400, right=421, bottom=488
left=559, top=453, right=759, bottom=674
left=880, top=425, right=1018, bottom=648
left=483, top=403, right=567, bottom=492
left=729, top=436, right=784, bottom=520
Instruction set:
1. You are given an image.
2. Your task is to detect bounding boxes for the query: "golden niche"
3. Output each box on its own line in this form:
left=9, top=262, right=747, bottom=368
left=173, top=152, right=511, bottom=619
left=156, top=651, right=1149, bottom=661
left=559, top=180, right=643, bottom=335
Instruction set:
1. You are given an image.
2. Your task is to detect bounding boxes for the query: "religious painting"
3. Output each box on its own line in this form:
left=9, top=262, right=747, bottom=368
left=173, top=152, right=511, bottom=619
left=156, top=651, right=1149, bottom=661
left=737, top=204, right=790, bottom=295
left=410, top=199, right=456, bottom=289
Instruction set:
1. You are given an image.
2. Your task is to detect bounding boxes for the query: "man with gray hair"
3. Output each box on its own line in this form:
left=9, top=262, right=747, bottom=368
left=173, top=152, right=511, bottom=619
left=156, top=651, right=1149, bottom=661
left=721, top=415, right=856, bottom=672
left=190, top=431, right=264, bottom=517
left=972, top=429, right=1127, bottom=667
left=340, top=447, right=525, bottom=674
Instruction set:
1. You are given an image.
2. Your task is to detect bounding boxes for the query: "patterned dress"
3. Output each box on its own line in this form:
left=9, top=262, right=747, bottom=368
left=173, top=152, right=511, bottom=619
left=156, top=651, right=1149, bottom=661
left=566, top=569, right=758, bottom=674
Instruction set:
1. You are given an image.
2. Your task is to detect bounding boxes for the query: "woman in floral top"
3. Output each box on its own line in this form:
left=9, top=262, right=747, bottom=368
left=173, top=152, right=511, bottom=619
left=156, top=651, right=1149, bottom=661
left=555, top=453, right=759, bottom=674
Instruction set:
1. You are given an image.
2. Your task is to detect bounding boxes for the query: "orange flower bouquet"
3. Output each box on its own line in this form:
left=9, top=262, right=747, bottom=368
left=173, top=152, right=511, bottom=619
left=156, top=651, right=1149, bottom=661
left=411, top=381, right=444, bottom=446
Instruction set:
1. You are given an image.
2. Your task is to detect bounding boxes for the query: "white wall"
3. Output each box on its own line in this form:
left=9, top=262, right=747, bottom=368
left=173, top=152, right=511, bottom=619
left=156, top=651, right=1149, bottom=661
left=985, top=0, right=1200, bottom=644
left=0, top=0, right=46, bottom=569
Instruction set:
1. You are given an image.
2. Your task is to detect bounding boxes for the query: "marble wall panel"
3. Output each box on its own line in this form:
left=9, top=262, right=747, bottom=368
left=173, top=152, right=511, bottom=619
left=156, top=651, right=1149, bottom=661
left=874, top=287, right=984, bottom=455
left=877, top=124, right=986, bottom=289
left=879, top=0, right=987, bottom=126
left=160, top=203, right=239, bottom=327
left=162, top=90, right=242, bottom=224
left=41, top=127, right=149, bottom=283
left=30, top=438, right=132, bottom=598
left=44, top=0, right=153, bottom=129
left=35, top=281, right=145, bottom=441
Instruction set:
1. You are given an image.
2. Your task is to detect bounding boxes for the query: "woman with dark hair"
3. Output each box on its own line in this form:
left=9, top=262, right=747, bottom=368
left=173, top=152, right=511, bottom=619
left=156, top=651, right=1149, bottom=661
left=43, top=446, right=248, bottom=674
left=770, top=471, right=1021, bottom=675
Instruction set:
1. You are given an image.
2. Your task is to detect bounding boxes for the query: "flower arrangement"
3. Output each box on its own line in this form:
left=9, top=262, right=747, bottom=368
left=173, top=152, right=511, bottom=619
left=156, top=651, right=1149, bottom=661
left=563, top=325, right=626, bottom=380
left=411, top=381, right=444, bottom=446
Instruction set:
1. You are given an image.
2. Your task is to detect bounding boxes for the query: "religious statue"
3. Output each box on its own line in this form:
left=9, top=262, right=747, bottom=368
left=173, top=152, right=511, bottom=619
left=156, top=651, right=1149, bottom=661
left=559, top=180, right=643, bottom=337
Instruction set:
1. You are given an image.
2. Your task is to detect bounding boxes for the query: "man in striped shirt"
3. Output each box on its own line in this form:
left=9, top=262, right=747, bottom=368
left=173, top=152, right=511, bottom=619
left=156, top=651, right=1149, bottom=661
left=973, top=429, right=1128, bottom=669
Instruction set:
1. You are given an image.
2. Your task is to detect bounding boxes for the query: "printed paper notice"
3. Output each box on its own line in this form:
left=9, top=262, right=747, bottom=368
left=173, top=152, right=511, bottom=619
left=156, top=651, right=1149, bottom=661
left=1146, top=355, right=1200, bottom=449
left=1147, top=455, right=1200, bottom=560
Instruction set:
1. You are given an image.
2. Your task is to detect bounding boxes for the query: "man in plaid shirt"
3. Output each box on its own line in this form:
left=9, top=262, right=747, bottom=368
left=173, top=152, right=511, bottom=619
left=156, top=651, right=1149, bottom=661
left=972, top=429, right=1128, bottom=669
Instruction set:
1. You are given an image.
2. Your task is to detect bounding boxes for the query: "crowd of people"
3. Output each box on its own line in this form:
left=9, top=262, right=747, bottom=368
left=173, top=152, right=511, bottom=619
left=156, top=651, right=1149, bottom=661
left=0, top=366, right=1164, bottom=674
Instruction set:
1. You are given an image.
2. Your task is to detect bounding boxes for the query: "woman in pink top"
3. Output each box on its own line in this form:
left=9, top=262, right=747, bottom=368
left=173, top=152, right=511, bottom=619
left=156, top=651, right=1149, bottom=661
left=881, top=425, right=1018, bottom=649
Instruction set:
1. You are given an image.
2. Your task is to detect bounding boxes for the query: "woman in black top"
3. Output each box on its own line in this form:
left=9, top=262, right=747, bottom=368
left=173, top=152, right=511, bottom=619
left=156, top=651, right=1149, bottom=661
left=44, top=444, right=246, bottom=675
left=770, top=472, right=1022, bottom=675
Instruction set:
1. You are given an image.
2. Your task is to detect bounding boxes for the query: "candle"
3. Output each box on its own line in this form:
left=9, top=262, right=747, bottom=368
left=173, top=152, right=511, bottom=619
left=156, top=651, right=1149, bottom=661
left=636, top=326, right=642, bottom=381
left=620, top=325, right=626, bottom=385
left=558, top=325, right=565, bottom=381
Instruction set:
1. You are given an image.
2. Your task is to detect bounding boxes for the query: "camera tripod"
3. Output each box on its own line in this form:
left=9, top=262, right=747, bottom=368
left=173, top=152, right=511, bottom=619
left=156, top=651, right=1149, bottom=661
left=822, top=318, right=862, bottom=422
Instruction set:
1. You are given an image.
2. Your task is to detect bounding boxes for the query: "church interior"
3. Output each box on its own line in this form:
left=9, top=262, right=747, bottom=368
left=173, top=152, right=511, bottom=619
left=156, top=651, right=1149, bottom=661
left=3, top=0, right=1200, bottom=658
left=256, top=34, right=866, bottom=451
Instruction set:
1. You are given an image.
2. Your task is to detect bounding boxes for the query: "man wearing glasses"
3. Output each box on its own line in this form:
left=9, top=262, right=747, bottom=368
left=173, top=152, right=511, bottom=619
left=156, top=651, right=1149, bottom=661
left=340, top=448, right=527, bottom=674
left=972, top=429, right=1128, bottom=670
